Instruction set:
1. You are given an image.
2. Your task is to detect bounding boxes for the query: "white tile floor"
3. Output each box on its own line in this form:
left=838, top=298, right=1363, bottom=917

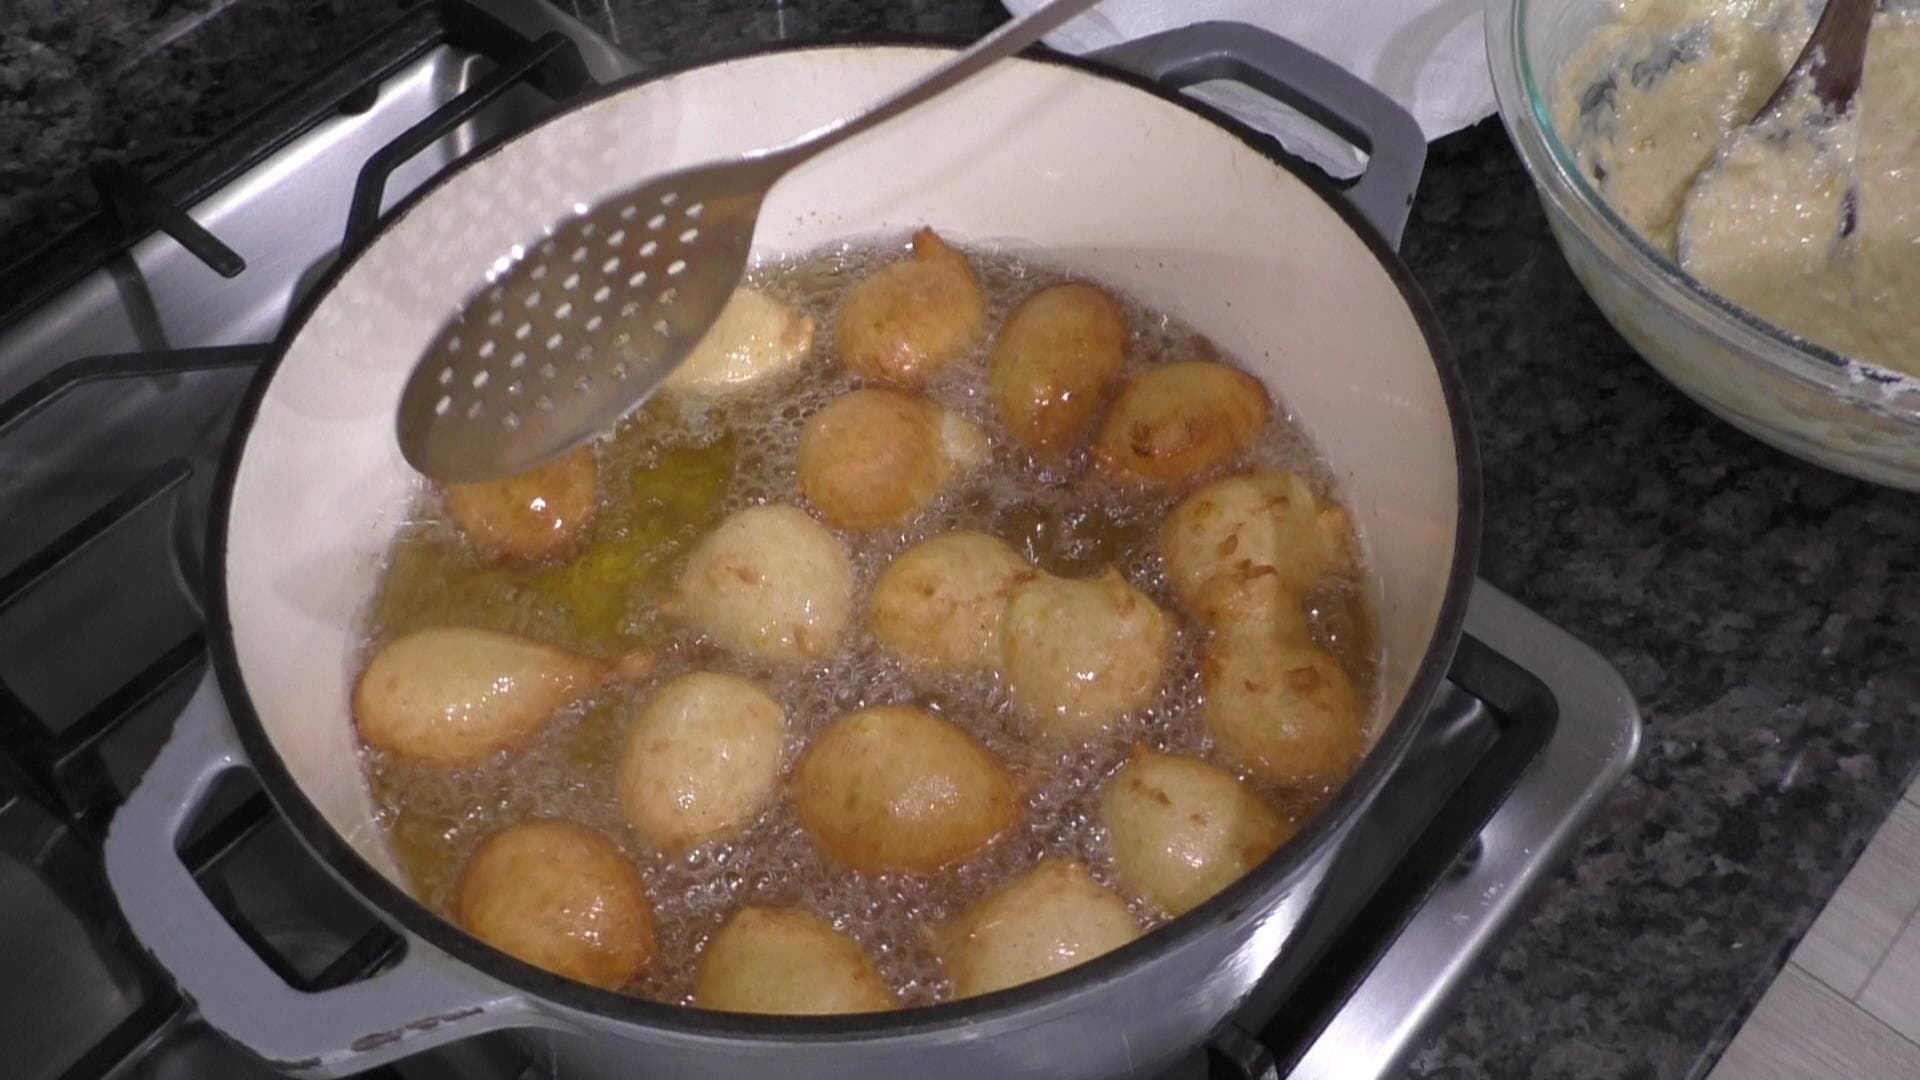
left=1710, top=780, right=1920, bottom=1079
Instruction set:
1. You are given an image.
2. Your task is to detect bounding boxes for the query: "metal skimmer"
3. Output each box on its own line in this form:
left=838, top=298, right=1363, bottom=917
left=396, top=0, right=1104, bottom=483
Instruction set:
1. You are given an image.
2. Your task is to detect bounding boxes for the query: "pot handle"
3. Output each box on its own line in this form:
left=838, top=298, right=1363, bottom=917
left=1089, top=21, right=1426, bottom=250
left=102, top=672, right=547, bottom=1077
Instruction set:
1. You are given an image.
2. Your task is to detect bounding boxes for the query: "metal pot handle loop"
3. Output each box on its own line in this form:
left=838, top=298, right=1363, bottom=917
left=1090, top=21, right=1426, bottom=250
left=102, top=671, right=543, bottom=1077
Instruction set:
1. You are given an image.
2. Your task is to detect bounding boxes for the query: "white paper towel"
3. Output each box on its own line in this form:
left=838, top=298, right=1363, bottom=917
left=1002, top=0, right=1495, bottom=179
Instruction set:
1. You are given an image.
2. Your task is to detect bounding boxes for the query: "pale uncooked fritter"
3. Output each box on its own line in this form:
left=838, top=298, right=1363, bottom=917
left=1099, top=748, right=1294, bottom=916
left=354, top=627, right=653, bottom=766
left=936, top=859, right=1141, bottom=999
left=663, top=287, right=816, bottom=394
left=671, top=503, right=854, bottom=667
left=1200, top=627, right=1365, bottom=789
left=617, top=672, right=785, bottom=850
left=866, top=530, right=1036, bottom=674
left=694, top=906, right=894, bottom=1014
left=999, top=568, right=1174, bottom=740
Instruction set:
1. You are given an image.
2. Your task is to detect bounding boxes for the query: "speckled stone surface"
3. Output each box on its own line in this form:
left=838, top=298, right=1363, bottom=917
left=5, top=3, right=1919, bottom=1079
left=0, top=0, right=414, bottom=260
left=1399, top=120, right=1920, bottom=1080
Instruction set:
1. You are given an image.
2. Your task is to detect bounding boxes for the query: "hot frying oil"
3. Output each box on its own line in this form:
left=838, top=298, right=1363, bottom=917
left=360, top=237, right=1379, bottom=1006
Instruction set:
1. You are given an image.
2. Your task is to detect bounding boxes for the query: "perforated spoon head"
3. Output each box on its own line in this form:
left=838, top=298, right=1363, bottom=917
left=397, top=0, right=1105, bottom=482
left=396, top=157, right=779, bottom=483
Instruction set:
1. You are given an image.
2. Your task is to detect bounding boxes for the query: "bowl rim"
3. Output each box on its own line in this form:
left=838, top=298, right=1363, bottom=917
left=1486, top=0, right=1920, bottom=415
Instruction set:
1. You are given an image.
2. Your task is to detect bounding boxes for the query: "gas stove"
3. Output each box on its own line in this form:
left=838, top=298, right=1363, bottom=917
left=0, top=3, right=1640, bottom=1078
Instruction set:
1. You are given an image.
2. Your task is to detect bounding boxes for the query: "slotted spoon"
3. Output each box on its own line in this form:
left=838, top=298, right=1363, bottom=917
left=397, top=0, right=1105, bottom=483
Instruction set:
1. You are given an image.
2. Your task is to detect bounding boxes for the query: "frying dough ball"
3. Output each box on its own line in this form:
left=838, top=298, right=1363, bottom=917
left=835, top=227, right=987, bottom=387
left=1093, top=361, right=1271, bottom=487
left=867, top=531, right=1035, bottom=674
left=455, top=819, right=655, bottom=989
left=672, top=504, right=854, bottom=666
left=694, top=907, right=894, bottom=1014
left=663, top=287, right=815, bottom=395
left=797, top=388, right=987, bottom=530
left=936, top=859, right=1141, bottom=999
left=355, top=628, right=654, bottom=767
left=988, top=283, right=1128, bottom=456
left=1098, top=748, right=1295, bottom=916
left=791, top=705, right=1019, bottom=873
left=1161, top=470, right=1352, bottom=629
left=1201, top=630, right=1366, bottom=789
left=617, top=672, right=784, bottom=850
left=442, top=446, right=598, bottom=561
left=999, top=569, right=1174, bottom=740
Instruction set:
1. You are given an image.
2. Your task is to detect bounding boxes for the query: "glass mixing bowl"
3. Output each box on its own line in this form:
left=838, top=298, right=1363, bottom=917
left=1484, top=0, right=1920, bottom=490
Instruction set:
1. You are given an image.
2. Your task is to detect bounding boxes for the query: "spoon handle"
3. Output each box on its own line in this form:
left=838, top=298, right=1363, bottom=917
left=769, top=0, right=1106, bottom=167
left=1757, top=0, right=1872, bottom=118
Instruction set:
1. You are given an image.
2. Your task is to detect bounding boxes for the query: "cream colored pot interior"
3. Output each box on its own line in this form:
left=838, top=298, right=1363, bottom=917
left=225, top=47, right=1459, bottom=884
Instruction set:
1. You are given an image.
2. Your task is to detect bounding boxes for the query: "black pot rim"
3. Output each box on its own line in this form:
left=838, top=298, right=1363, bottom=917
left=206, top=32, right=1482, bottom=1043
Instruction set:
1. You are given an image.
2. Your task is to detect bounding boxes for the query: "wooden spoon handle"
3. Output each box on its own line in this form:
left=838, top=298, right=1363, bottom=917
left=1757, top=0, right=1873, bottom=118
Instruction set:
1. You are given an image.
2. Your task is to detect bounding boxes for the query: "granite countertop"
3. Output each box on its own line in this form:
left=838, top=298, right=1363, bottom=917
left=7, top=2, right=1919, bottom=1078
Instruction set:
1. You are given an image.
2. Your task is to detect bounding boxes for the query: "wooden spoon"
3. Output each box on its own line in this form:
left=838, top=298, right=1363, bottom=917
left=1678, top=0, right=1874, bottom=263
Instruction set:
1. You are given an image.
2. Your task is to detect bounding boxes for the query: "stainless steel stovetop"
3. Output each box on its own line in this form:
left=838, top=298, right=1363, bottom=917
left=0, top=4, right=1640, bottom=1078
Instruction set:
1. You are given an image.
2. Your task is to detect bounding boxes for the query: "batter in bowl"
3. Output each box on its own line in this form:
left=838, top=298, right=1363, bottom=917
left=1556, top=0, right=1920, bottom=376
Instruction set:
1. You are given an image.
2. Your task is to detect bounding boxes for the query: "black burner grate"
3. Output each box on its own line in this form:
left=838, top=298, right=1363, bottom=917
left=0, top=5, right=599, bottom=1077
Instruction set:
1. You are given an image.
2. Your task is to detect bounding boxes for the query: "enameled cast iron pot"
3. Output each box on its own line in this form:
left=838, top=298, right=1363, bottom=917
left=103, top=24, right=1478, bottom=1080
